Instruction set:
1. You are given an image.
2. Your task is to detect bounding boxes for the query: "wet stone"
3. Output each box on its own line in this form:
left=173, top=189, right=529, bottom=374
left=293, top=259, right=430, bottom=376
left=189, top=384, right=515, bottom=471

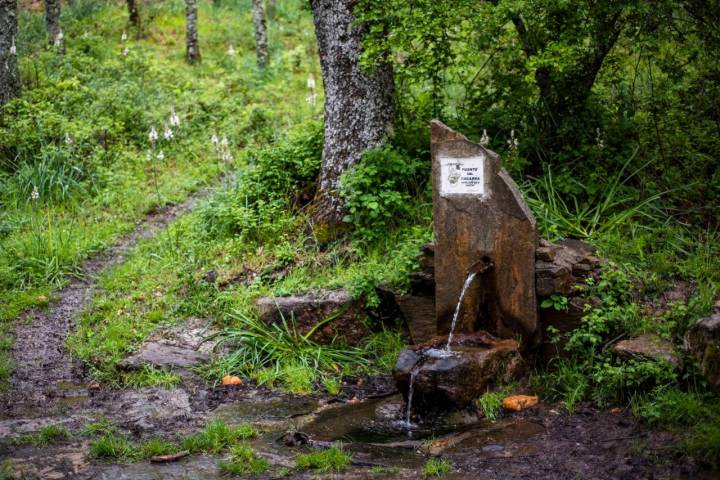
left=118, top=343, right=209, bottom=371
left=100, top=388, right=192, bottom=433
left=613, top=334, right=681, bottom=369
left=257, top=289, right=369, bottom=345
left=685, top=304, right=720, bottom=390
left=393, top=331, right=525, bottom=410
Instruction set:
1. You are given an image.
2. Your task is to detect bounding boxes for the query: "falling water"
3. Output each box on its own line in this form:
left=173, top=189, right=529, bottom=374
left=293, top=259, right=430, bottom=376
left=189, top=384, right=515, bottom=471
left=404, top=368, right=418, bottom=431
left=446, top=271, right=478, bottom=351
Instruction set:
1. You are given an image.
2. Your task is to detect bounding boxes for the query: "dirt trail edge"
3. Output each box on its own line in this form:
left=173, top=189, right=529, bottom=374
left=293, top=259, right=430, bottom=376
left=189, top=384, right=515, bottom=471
left=0, top=191, right=208, bottom=419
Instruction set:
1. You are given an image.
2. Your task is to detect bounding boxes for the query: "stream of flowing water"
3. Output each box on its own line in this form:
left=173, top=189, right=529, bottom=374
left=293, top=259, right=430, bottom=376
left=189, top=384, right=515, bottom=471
left=446, top=271, right=478, bottom=350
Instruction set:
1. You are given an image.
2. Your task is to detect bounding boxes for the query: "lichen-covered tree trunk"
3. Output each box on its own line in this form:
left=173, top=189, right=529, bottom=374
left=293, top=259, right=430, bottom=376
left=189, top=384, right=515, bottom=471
left=127, top=0, right=140, bottom=29
left=185, top=0, right=200, bottom=64
left=309, top=0, right=395, bottom=226
left=1, top=0, right=21, bottom=106
left=45, top=0, right=61, bottom=47
left=252, top=0, right=268, bottom=68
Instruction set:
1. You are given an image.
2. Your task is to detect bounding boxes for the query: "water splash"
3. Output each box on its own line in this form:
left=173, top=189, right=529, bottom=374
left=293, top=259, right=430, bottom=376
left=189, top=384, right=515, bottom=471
left=446, top=271, right=478, bottom=351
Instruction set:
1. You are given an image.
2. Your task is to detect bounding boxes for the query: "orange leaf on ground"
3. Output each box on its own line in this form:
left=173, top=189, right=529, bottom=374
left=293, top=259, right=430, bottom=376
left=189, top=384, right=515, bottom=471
left=221, top=375, right=242, bottom=386
left=502, top=395, right=539, bottom=412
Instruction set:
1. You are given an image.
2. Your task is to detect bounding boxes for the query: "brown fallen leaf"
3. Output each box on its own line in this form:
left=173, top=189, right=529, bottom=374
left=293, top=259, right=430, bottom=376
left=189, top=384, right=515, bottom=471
left=502, top=395, right=539, bottom=412
left=221, top=375, right=242, bottom=386
left=609, top=407, right=623, bottom=414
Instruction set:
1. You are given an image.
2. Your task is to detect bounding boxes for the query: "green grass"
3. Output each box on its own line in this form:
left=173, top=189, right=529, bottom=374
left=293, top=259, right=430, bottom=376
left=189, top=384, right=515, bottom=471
left=296, top=445, right=351, bottom=473
left=422, top=458, right=452, bottom=477
left=14, top=425, right=70, bottom=447
left=90, top=434, right=141, bottom=462
left=121, top=366, right=182, bottom=389
left=218, top=443, right=270, bottom=476
left=476, top=391, right=504, bottom=421
left=180, top=420, right=258, bottom=454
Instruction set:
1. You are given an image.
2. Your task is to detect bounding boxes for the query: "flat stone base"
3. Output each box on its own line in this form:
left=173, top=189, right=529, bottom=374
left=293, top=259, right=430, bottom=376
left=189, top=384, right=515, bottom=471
left=393, top=331, right=525, bottom=411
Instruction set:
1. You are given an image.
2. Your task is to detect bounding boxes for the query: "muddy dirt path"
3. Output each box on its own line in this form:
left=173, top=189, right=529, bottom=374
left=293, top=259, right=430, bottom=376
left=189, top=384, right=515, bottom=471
left=0, top=193, right=207, bottom=419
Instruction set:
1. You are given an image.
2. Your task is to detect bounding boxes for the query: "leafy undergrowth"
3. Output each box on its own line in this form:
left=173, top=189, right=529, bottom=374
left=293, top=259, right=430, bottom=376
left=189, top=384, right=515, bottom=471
left=1, top=0, right=320, bottom=382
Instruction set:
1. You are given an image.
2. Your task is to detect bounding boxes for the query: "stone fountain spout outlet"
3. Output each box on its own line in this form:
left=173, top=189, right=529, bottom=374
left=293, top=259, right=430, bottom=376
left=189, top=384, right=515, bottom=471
left=468, top=257, right=493, bottom=276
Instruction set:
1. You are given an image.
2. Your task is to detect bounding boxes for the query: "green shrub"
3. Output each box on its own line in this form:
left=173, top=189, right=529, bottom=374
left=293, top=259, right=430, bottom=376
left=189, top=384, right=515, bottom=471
left=476, top=391, right=504, bottom=421
left=340, top=147, right=427, bottom=241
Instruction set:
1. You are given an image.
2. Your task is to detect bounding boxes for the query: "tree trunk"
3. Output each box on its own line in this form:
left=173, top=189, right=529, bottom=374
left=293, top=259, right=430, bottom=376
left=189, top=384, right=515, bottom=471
left=127, top=0, right=140, bottom=29
left=185, top=0, right=200, bottom=64
left=309, top=0, right=395, bottom=225
left=1, top=0, right=21, bottom=106
left=45, top=0, right=61, bottom=47
left=251, top=0, right=268, bottom=68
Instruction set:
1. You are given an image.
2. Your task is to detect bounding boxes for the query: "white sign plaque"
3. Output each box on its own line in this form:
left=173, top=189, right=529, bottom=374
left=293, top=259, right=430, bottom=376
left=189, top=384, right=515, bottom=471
left=439, top=155, right=485, bottom=196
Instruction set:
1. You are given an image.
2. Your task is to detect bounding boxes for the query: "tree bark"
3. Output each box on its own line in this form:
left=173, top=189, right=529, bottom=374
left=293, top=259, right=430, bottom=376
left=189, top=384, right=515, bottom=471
left=1, top=0, right=21, bottom=106
left=45, top=0, right=61, bottom=47
left=127, top=0, right=140, bottom=29
left=185, top=0, right=200, bottom=64
left=309, top=0, right=395, bottom=225
left=252, top=0, right=268, bottom=68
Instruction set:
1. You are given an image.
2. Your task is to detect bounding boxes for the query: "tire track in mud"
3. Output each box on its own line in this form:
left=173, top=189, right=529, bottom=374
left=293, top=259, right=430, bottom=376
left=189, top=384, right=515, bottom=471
left=0, top=190, right=209, bottom=420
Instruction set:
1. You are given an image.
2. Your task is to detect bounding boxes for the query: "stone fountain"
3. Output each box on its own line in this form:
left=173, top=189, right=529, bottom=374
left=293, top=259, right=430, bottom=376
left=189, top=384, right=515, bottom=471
left=394, top=121, right=539, bottom=413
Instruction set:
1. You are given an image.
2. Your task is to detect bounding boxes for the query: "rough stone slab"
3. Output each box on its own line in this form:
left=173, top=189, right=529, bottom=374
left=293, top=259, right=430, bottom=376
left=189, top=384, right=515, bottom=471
left=613, top=334, right=681, bottom=369
left=685, top=310, right=720, bottom=389
left=257, top=289, right=369, bottom=345
left=118, top=343, right=210, bottom=371
left=431, top=121, right=537, bottom=345
left=101, top=388, right=192, bottom=432
left=396, top=295, right=436, bottom=345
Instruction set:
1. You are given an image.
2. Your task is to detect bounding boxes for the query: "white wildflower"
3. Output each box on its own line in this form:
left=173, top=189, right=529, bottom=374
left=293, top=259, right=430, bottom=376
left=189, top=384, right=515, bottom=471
left=30, top=185, right=39, bottom=201
left=121, top=31, right=128, bottom=42
left=306, top=93, right=317, bottom=106
left=169, top=107, right=180, bottom=127
left=227, top=45, right=236, bottom=56
left=507, top=129, right=519, bottom=151
left=480, top=129, right=490, bottom=147
left=10, top=37, right=16, bottom=56
left=307, top=73, right=316, bottom=90
left=65, top=133, right=73, bottom=145
left=123, top=47, right=129, bottom=57
left=211, top=134, right=219, bottom=146
left=221, top=136, right=229, bottom=147
left=222, top=150, right=232, bottom=162
left=156, top=150, right=165, bottom=160
left=164, top=126, right=173, bottom=141
left=149, top=126, right=159, bottom=143
left=54, top=30, right=63, bottom=48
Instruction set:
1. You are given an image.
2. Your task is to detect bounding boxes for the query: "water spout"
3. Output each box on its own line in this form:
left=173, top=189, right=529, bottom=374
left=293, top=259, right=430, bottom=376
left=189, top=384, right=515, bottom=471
left=405, top=367, right=419, bottom=433
left=446, top=271, right=478, bottom=351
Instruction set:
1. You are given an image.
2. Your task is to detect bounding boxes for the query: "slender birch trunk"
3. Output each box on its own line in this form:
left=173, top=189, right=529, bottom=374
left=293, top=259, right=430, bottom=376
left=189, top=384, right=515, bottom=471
left=1, top=0, right=21, bottom=106
left=127, top=0, right=140, bottom=29
left=45, top=0, right=62, bottom=48
left=252, top=0, right=268, bottom=68
left=185, top=0, right=200, bottom=64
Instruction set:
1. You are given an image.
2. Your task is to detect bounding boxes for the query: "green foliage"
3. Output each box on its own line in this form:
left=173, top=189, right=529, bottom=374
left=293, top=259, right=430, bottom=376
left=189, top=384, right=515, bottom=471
left=200, top=121, right=322, bottom=243
left=540, top=294, right=568, bottom=312
left=476, top=391, right=504, bottom=421
left=422, top=458, right=452, bottom=477
left=219, top=443, right=270, bottom=475
left=533, top=265, right=681, bottom=409
left=322, top=376, right=341, bottom=396
left=90, top=434, right=140, bottom=461
left=362, top=329, right=406, bottom=374
left=340, top=147, right=427, bottom=241
left=121, top=366, right=181, bottom=389
left=633, top=387, right=720, bottom=469
left=209, top=312, right=367, bottom=392
left=296, top=445, right=351, bottom=473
